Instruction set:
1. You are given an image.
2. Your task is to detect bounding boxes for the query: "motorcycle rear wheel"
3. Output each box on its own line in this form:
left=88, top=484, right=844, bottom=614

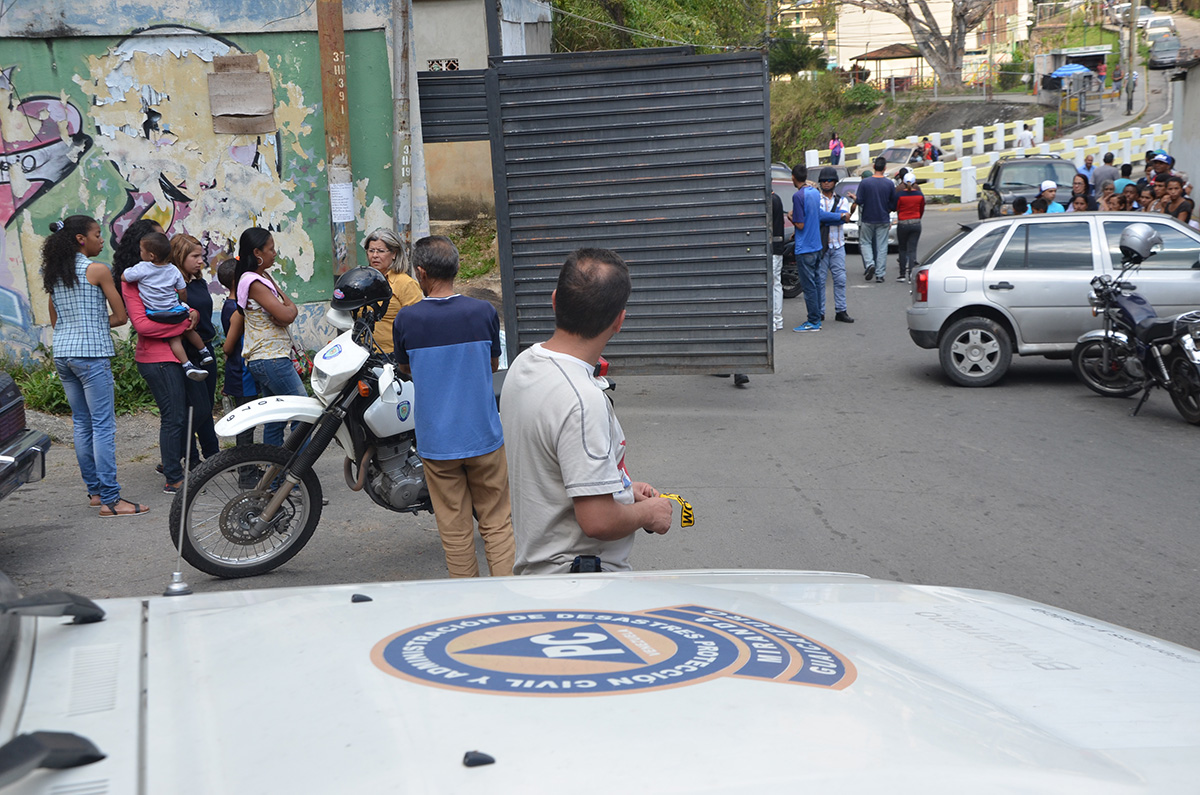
left=781, top=260, right=802, bottom=299
left=168, top=444, right=323, bottom=578
left=1071, top=339, right=1142, bottom=398
left=1167, top=354, right=1200, bottom=425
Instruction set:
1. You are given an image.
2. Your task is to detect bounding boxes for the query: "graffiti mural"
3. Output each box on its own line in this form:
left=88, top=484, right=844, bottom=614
left=0, top=25, right=401, bottom=359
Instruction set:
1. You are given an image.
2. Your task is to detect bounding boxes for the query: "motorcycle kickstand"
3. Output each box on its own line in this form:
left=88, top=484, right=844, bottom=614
left=1130, top=385, right=1154, bottom=417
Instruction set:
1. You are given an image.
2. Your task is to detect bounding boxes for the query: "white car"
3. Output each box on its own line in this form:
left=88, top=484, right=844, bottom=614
left=1144, top=15, right=1177, bottom=35
left=1, top=568, right=1198, bottom=792
left=836, top=177, right=899, bottom=250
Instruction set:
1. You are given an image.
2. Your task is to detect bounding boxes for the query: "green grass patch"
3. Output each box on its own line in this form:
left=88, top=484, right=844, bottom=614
left=449, top=218, right=498, bottom=280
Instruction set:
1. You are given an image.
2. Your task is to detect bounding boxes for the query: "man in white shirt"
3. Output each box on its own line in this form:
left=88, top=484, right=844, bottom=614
left=500, top=248, right=673, bottom=575
left=1016, top=124, right=1035, bottom=149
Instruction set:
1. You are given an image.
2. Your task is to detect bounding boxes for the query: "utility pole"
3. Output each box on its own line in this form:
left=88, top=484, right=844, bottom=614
left=1126, top=0, right=1138, bottom=115
left=392, top=0, right=413, bottom=245
left=317, top=0, right=357, bottom=275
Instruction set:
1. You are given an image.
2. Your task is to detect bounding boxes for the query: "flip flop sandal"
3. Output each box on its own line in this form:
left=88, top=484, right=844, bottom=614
left=88, top=494, right=103, bottom=508
left=99, top=499, right=150, bottom=518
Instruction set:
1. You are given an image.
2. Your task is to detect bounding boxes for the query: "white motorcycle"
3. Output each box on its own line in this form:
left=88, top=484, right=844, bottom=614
left=169, top=268, right=432, bottom=578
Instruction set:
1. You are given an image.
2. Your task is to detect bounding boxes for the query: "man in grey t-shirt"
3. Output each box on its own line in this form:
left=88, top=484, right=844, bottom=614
left=499, top=248, right=673, bottom=575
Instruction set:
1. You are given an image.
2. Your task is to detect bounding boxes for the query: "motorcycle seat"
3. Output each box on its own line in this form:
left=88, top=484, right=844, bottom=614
left=1135, top=316, right=1176, bottom=344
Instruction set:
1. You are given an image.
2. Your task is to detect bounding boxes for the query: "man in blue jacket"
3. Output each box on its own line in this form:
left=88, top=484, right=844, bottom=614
left=788, top=163, right=848, bottom=333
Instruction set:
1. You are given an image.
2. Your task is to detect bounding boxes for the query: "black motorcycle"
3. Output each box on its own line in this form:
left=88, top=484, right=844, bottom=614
left=1071, top=225, right=1200, bottom=424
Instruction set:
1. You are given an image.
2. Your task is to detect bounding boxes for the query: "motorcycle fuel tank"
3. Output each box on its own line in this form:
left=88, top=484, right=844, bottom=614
left=363, top=373, right=417, bottom=437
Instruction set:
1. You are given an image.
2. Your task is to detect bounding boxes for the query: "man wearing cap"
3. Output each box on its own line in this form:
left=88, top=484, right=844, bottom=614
left=1037, top=180, right=1065, bottom=213
left=816, top=166, right=854, bottom=323
left=788, top=163, right=848, bottom=333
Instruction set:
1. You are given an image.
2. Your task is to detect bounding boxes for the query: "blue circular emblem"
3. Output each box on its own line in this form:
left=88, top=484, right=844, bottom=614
left=371, top=607, right=855, bottom=697
left=321, top=344, right=342, bottom=360
left=396, top=400, right=410, bottom=422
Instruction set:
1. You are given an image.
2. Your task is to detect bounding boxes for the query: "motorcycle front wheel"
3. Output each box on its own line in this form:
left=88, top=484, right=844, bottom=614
left=1071, top=339, right=1142, bottom=397
left=1167, top=354, right=1200, bottom=425
left=168, top=444, right=323, bottom=578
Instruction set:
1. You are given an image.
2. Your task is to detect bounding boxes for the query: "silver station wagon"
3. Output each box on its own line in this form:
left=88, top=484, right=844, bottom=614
left=907, top=213, right=1200, bottom=386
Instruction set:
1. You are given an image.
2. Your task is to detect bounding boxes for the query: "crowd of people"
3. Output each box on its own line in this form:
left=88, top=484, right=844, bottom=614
left=43, top=215, right=666, bottom=580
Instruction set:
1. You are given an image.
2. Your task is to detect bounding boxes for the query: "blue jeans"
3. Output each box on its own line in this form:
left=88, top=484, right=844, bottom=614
left=798, top=250, right=822, bottom=324
left=859, top=222, right=890, bottom=279
left=137, top=361, right=188, bottom=484
left=818, top=245, right=847, bottom=315
left=55, top=357, right=120, bottom=504
left=183, top=357, right=220, bottom=463
left=247, top=357, right=307, bottom=447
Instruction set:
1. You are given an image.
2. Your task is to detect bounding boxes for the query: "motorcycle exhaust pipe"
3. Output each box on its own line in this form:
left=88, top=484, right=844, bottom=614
left=344, top=446, right=376, bottom=492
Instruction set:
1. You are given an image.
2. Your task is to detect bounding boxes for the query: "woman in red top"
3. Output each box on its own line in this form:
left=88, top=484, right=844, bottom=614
left=122, top=277, right=198, bottom=493
left=895, top=171, right=926, bottom=282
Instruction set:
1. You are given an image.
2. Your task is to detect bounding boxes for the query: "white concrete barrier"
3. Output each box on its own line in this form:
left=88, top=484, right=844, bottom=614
left=932, top=160, right=945, bottom=190
left=973, top=126, right=985, bottom=155
left=952, top=129, right=964, bottom=157
left=961, top=165, right=978, bottom=203
left=1034, top=117, right=1044, bottom=142
left=806, top=149, right=819, bottom=169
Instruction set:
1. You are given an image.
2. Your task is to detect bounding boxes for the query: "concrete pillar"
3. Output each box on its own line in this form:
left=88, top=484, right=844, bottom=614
left=883, top=138, right=895, bottom=149
left=932, top=160, right=945, bottom=190
left=858, top=143, right=871, bottom=168
left=1039, top=142, right=1051, bottom=155
left=1121, top=138, right=1132, bottom=165
left=996, top=122, right=1009, bottom=150
left=931, top=131, right=943, bottom=150
left=961, top=164, right=977, bottom=203
left=806, top=150, right=819, bottom=169
left=952, top=129, right=964, bottom=158
left=973, top=126, right=985, bottom=155
left=1033, top=117, right=1045, bottom=143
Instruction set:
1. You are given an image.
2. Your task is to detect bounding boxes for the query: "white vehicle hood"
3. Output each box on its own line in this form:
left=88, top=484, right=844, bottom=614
left=9, top=570, right=1200, bottom=793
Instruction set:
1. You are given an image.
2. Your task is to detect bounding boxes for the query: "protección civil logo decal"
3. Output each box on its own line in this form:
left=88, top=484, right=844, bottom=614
left=371, top=606, right=855, bottom=696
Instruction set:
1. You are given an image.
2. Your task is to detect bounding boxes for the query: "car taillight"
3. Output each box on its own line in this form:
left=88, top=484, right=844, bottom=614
left=915, top=269, right=928, bottom=302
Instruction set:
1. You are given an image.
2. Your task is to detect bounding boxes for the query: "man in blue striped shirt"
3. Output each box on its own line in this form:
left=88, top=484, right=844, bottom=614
left=393, top=236, right=515, bottom=578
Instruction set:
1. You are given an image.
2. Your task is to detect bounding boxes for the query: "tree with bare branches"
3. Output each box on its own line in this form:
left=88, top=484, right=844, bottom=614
left=836, top=0, right=1000, bottom=88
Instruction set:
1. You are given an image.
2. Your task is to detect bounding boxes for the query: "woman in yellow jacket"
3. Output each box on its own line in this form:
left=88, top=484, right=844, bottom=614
left=363, top=228, right=423, bottom=354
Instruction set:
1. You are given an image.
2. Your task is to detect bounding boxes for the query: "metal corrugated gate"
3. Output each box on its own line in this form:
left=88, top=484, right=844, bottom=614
left=417, top=70, right=489, bottom=143
left=488, top=48, right=773, bottom=374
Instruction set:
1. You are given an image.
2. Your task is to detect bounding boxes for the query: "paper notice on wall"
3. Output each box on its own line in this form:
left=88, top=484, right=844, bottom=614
left=329, top=182, right=354, bottom=223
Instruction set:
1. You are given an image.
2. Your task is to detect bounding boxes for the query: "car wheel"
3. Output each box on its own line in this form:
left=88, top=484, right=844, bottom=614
left=938, top=317, right=1012, bottom=387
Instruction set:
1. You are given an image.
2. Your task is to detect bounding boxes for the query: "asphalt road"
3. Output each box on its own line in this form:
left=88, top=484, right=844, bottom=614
left=3, top=205, right=1196, bottom=652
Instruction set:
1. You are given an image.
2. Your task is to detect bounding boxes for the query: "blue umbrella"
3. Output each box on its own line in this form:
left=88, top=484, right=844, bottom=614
left=1051, top=63, right=1091, bottom=77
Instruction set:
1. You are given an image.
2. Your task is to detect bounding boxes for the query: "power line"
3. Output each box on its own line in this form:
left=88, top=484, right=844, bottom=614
left=530, top=0, right=747, bottom=51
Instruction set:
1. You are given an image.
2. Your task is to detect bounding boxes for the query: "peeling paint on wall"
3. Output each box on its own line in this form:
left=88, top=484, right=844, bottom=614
left=0, top=27, right=396, bottom=359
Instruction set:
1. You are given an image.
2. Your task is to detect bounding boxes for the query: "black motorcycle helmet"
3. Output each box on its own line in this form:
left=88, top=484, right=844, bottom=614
left=331, top=267, right=392, bottom=316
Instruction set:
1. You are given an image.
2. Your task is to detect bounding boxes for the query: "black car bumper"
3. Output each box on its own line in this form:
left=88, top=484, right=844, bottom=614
left=0, top=430, right=51, bottom=502
left=909, top=328, right=939, bottom=349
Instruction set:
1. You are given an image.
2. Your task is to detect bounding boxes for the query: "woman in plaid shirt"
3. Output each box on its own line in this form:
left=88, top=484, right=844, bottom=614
left=43, top=215, right=148, bottom=517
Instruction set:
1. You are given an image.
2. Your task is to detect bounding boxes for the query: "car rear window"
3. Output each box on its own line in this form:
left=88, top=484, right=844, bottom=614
left=955, top=227, right=1006, bottom=269
left=1103, top=220, right=1200, bottom=270
left=995, top=222, right=1094, bottom=269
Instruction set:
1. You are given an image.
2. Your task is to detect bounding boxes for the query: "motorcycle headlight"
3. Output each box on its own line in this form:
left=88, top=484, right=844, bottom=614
left=312, top=366, right=331, bottom=395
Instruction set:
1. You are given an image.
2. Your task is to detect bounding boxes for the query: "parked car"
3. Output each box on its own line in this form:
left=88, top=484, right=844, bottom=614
left=1, top=567, right=1198, bottom=792
left=874, top=144, right=954, bottom=180
left=834, top=177, right=898, bottom=250
left=1149, top=34, right=1182, bottom=69
left=0, top=371, right=50, bottom=502
left=1136, top=8, right=1165, bottom=28
left=1144, top=15, right=1178, bottom=36
left=1126, top=5, right=1155, bottom=25
left=977, top=154, right=1080, bottom=219
left=907, top=213, right=1200, bottom=386
left=1109, top=1, right=1131, bottom=23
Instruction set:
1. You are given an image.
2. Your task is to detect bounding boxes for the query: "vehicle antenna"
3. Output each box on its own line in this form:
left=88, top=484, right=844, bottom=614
left=164, top=407, right=194, bottom=596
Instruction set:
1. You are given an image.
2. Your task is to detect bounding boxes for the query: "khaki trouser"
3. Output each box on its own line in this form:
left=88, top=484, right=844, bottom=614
left=421, top=446, right=515, bottom=577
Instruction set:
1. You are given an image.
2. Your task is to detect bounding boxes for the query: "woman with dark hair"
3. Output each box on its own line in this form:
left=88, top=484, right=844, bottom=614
left=171, top=233, right=220, bottom=466
left=235, top=227, right=304, bottom=446
left=111, top=218, right=163, bottom=281
left=1067, top=173, right=1098, bottom=212
left=42, top=215, right=147, bottom=517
